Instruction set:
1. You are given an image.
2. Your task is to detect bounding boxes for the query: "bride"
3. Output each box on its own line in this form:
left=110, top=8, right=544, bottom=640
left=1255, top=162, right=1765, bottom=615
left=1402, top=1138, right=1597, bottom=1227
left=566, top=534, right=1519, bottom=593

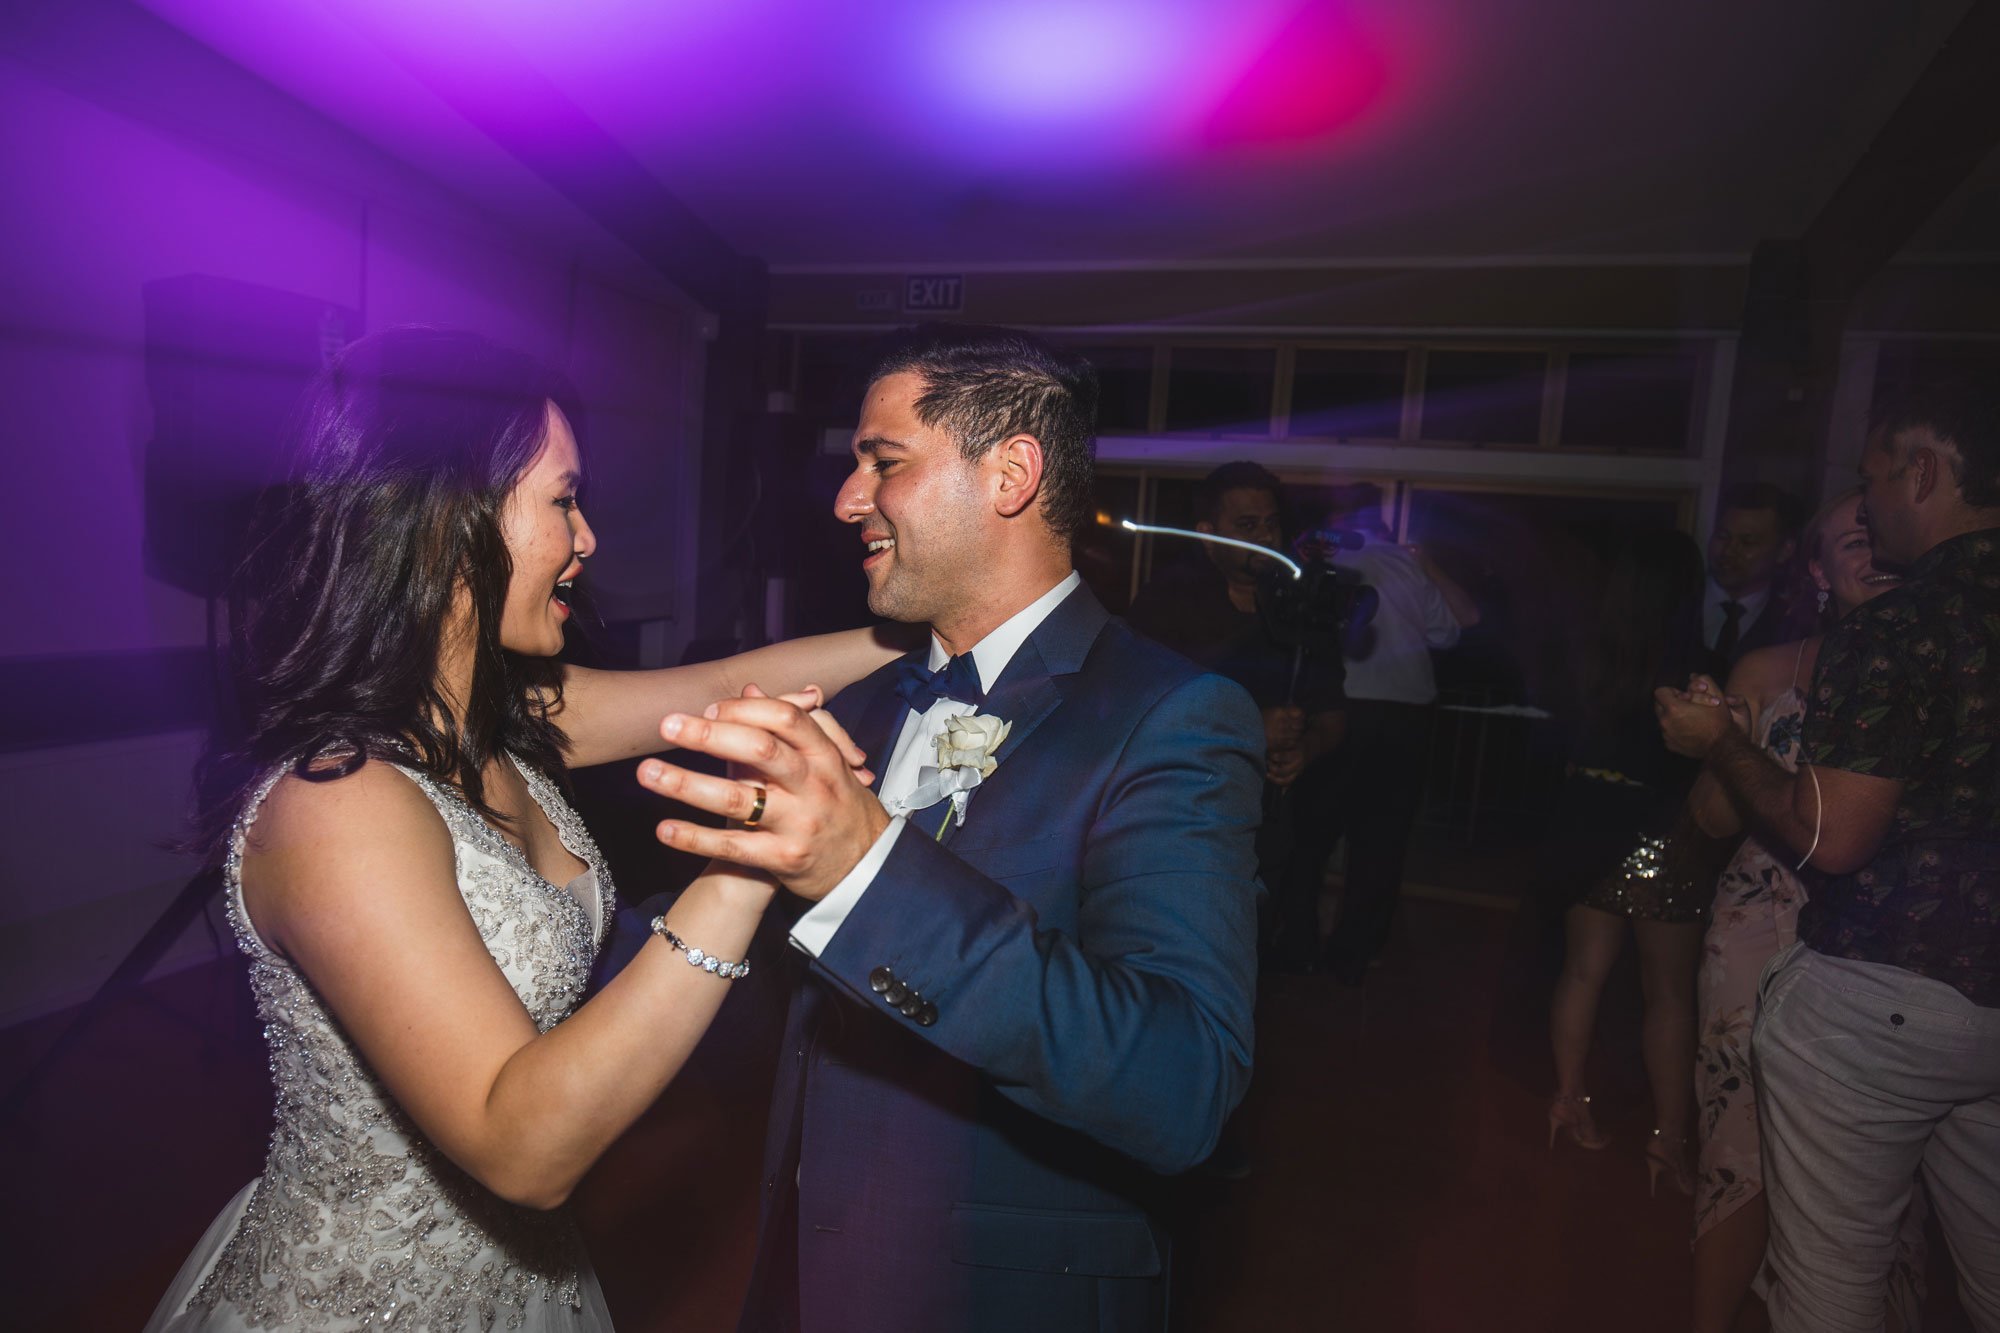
left=145, top=327, right=900, bottom=1331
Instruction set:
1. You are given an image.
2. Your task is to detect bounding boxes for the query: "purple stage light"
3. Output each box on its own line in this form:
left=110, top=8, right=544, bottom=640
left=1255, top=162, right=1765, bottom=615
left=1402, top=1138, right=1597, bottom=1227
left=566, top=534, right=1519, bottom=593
left=907, top=0, right=1196, bottom=157
left=134, top=0, right=1446, bottom=260
left=879, top=0, right=1431, bottom=182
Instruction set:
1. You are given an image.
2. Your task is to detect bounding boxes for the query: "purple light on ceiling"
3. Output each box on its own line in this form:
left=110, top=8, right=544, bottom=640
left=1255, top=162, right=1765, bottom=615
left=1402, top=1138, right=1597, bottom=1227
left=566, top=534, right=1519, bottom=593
left=139, top=0, right=1446, bottom=261
left=403, top=0, right=1424, bottom=170
left=893, top=0, right=1424, bottom=174
left=905, top=0, right=1200, bottom=161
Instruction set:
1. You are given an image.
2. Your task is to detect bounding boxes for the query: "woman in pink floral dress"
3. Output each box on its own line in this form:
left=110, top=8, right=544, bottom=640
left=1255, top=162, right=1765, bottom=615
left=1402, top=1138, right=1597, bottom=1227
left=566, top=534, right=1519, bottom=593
left=1687, top=489, right=1925, bottom=1333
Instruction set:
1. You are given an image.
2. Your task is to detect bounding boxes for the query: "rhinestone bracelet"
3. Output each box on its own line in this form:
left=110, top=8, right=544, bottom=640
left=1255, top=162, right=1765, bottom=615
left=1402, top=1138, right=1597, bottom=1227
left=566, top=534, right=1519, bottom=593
left=649, top=916, right=750, bottom=980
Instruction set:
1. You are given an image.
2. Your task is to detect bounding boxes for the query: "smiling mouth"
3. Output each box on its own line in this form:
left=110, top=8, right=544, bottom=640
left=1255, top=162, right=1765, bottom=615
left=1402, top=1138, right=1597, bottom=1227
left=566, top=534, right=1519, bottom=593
left=1860, top=572, right=1901, bottom=585
left=553, top=578, right=574, bottom=614
left=863, top=536, right=895, bottom=564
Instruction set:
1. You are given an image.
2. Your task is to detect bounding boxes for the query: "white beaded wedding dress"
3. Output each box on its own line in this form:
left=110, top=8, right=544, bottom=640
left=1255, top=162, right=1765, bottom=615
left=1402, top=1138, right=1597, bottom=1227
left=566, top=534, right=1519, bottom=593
left=146, top=758, right=619, bottom=1331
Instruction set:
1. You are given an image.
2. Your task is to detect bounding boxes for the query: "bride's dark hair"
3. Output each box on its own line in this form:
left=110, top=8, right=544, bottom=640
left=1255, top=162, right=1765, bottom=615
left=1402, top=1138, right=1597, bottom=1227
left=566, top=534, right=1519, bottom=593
left=191, top=326, right=583, bottom=860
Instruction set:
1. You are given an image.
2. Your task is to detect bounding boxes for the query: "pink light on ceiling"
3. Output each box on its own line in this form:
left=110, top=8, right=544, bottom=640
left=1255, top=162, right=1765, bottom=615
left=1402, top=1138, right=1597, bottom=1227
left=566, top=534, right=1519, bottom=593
left=893, top=0, right=1424, bottom=178
left=1199, top=2, right=1391, bottom=150
left=141, top=0, right=1444, bottom=259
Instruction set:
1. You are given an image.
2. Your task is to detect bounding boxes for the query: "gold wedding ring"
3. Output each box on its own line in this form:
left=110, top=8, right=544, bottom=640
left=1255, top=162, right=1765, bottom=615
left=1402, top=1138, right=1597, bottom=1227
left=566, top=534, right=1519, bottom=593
left=741, top=786, right=767, bottom=829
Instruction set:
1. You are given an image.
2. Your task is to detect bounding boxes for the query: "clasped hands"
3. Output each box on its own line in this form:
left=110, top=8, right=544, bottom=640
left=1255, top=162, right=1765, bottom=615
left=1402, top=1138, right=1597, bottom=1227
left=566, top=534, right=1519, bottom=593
left=1654, top=673, right=1753, bottom=759
left=636, top=685, right=890, bottom=902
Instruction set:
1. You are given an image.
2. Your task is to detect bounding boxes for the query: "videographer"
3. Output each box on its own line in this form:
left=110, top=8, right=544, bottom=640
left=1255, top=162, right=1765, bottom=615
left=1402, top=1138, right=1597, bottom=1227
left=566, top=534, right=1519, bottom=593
left=1303, top=482, right=1478, bottom=985
left=1128, top=462, right=1346, bottom=972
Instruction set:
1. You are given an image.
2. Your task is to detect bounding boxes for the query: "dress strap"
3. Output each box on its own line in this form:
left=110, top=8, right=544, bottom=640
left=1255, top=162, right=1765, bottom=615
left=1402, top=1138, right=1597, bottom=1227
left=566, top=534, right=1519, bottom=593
left=1790, top=637, right=1809, bottom=690
left=225, top=765, right=298, bottom=960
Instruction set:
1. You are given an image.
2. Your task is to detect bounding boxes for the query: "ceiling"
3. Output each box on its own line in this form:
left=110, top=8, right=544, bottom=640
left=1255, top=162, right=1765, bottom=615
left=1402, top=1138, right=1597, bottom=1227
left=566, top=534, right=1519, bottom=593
left=138, top=0, right=1992, bottom=269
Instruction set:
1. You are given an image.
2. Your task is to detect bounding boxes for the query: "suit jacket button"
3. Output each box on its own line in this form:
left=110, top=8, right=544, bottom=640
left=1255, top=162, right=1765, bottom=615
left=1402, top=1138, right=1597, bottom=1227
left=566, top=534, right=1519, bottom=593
left=899, top=994, right=924, bottom=1018
left=883, top=979, right=910, bottom=1006
left=869, top=967, right=894, bottom=994
left=916, top=1002, right=938, bottom=1027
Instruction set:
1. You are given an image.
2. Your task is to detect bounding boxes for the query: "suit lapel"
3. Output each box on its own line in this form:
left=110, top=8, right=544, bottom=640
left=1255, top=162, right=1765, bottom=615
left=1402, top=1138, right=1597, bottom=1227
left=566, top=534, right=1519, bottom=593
left=937, top=582, right=1109, bottom=847
left=832, top=584, right=1110, bottom=845
left=935, top=651, right=1060, bottom=851
left=978, top=640, right=1065, bottom=769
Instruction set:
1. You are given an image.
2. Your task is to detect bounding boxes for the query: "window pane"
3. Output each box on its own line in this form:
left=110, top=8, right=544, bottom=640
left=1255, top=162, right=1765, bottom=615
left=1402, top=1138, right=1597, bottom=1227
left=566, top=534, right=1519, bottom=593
left=1165, top=347, right=1275, bottom=435
left=1147, top=474, right=1201, bottom=532
left=1420, top=350, right=1546, bottom=445
left=1873, top=339, right=2000, bottom=403
left=1075, top=473, right=1144, bottom=612
left=1561, top=350, right=1698, bottom=453
left=1069, top=344, right=1154, bottom=433
left=1405, top=484, right=1685, bottom=706
left=1289, top=348, right=1407, bottom=439
left=1126, top=474, right=1197, bottom=603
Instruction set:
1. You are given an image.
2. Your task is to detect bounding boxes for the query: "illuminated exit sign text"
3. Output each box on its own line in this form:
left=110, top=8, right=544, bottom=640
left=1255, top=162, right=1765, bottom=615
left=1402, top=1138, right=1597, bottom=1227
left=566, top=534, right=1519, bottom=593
left=903, top=274, right=964, bottom=313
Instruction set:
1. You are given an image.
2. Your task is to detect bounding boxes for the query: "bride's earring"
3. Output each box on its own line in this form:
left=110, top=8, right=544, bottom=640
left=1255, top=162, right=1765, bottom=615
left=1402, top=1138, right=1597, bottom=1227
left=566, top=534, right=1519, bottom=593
left=1816, top=585, right=1830, bottom=614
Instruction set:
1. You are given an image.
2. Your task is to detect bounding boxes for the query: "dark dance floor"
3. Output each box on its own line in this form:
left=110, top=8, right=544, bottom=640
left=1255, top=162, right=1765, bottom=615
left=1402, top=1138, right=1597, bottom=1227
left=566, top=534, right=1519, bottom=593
left=2, top=839, right=1976, bottom=1331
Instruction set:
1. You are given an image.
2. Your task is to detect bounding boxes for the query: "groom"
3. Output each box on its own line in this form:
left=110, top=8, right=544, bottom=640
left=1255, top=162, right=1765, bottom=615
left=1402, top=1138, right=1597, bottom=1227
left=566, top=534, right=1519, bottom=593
left=641, top=325, right=1265, bottom=1333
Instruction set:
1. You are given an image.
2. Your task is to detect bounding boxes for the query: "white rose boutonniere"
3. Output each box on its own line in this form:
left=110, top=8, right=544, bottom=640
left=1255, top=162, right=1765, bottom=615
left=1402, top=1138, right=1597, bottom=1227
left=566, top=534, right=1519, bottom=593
left=923, top=712, right=1012, bottom=838
left=935, top=713, right=1010, bottom=778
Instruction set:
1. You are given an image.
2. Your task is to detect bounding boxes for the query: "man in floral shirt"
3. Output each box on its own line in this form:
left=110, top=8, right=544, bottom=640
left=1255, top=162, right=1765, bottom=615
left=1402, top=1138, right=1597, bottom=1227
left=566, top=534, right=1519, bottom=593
left=1657, top=373, right=2000, bottom=1333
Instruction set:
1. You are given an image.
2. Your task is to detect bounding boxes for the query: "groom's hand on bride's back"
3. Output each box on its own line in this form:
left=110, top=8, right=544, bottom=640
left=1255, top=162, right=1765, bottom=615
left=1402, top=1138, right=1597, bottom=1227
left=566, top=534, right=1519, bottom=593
left=637, top=693, right=892, bottom=901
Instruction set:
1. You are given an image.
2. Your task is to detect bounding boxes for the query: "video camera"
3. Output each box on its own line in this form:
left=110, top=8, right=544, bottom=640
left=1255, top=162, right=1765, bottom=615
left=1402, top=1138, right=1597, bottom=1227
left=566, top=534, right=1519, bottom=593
left=1254, top=527, right=1378, bottom=666
left=1110, top=514, right=1379, bottom=701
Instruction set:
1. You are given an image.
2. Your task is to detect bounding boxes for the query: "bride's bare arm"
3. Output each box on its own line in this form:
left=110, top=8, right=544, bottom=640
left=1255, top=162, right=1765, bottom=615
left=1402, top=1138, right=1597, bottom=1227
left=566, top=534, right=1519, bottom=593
left=242, top=763, right=773, bottom=1210
left=553, top=625, right=911, bottom=768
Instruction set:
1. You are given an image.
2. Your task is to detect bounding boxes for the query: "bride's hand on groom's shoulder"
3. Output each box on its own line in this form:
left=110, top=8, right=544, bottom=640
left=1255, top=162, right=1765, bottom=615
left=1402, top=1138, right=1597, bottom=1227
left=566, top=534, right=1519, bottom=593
left=637, top=689, right=891, bottom=903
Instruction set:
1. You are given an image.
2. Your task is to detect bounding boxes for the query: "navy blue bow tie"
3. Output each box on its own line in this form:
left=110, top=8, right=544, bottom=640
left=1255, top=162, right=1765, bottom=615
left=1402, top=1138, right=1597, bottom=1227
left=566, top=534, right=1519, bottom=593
left=895, top=654, right=985, bottom=714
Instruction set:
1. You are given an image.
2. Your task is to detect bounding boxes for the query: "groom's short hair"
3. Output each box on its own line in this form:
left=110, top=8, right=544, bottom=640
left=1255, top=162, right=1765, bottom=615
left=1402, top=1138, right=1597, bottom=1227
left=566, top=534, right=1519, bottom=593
left=866, top=324, right=1099, bottom=538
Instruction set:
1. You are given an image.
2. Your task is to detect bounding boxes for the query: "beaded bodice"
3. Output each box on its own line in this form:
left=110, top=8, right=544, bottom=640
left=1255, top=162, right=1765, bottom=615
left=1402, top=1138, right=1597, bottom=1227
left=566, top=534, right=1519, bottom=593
left=190, top=757, right=615, bottom=1331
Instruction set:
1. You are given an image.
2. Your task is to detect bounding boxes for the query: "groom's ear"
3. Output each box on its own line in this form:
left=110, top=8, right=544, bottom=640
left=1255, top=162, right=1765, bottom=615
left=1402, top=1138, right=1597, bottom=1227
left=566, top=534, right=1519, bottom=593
left=989, top=433, right=1045, bottom=520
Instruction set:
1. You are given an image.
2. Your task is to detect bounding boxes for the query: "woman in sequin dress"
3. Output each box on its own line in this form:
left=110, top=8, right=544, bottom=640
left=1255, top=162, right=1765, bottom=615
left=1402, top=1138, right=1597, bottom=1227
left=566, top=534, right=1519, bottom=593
left=1545, top=529, right=1720, bottom=1189
left=1685, top=490, right=1926, bottom=1333
left=145, top=329, right=902, bottom=1332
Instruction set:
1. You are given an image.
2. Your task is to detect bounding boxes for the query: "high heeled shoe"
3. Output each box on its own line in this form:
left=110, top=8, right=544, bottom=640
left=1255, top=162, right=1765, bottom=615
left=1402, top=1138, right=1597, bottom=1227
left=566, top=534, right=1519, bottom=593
left=1645, top=1130, right=1695, bottom=1197
left=1547, top=1093, right=1610, bottom=1150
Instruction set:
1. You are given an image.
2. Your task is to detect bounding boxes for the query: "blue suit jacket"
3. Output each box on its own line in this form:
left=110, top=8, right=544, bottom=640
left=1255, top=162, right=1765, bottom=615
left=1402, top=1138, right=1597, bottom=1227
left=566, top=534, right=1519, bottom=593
left=738, top=583, right=1264, bottom=1333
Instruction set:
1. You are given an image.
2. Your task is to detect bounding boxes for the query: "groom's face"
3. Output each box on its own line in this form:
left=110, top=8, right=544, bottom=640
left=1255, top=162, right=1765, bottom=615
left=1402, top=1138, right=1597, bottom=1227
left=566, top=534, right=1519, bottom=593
left=837, top=370, right=991, bottom=624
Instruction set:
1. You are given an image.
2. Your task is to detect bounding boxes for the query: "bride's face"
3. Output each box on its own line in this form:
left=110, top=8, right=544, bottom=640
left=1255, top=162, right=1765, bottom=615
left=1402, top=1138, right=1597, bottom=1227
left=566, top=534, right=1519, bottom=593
left=496, top=403, right=594, bottom=657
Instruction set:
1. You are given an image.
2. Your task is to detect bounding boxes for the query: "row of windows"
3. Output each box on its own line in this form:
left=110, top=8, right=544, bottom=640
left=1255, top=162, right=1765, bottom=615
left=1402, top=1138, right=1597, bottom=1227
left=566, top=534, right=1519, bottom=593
left=1079, top=470, right=1687, bottom=619
left=779, top=334, right=1708, bottom=455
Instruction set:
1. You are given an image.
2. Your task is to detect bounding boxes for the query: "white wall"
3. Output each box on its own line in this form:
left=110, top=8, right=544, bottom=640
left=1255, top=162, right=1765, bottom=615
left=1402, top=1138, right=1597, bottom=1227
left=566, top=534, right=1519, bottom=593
left=0, top=18, right=707, bottom=1024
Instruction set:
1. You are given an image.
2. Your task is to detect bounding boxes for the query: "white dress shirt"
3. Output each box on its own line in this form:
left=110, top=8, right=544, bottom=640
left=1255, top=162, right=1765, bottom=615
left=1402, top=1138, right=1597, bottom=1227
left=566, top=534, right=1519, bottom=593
left=1702, top=579, right=1770, bottom=650
left=1330, top=536, right=1461, bottom=705
left=789, top=571, right=1081, bottom=957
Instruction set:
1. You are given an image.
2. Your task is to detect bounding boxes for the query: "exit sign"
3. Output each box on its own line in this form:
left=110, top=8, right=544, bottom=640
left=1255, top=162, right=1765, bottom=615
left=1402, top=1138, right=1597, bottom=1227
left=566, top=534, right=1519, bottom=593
left=903, top=274, right=964, bottom=313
